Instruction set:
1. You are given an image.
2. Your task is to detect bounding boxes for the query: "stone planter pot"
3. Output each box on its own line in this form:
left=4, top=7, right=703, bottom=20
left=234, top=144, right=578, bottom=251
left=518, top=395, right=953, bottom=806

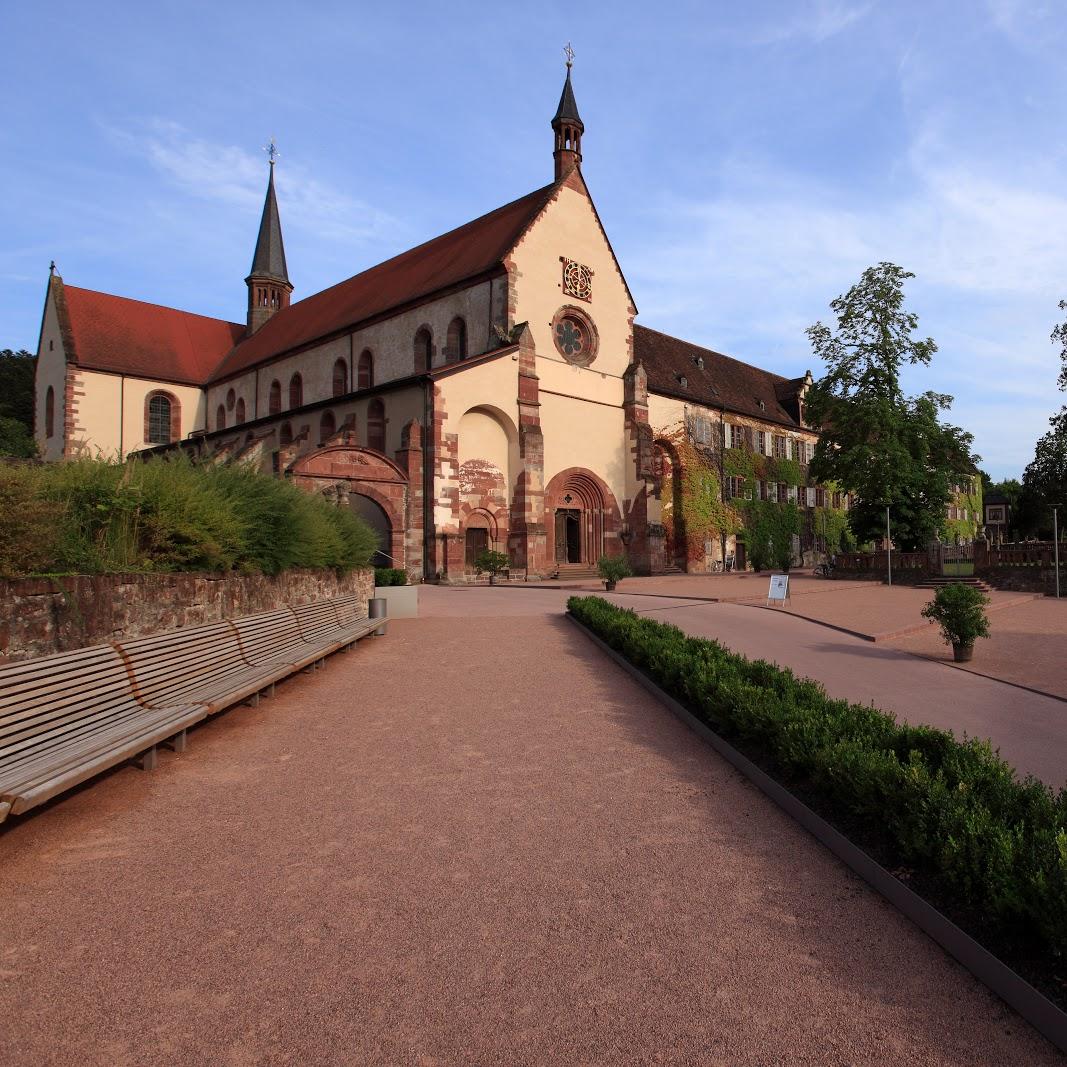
left=372, top=585, right=419, bottom=619
left=952, top=642, right=974, bottom=663
left=488, top=574, right=498, bottom=586
left=604, top=580, right=617, bottom=591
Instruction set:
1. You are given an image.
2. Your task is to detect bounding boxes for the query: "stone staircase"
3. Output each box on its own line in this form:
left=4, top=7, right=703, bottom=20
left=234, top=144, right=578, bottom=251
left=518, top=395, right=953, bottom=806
left=552, top=563, right=602, bottom=581
left=916, top=576, right=994, bottom=594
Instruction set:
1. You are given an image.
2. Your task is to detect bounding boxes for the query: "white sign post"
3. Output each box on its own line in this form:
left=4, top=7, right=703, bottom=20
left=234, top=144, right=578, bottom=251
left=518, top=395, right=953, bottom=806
left=767, top=574, right=790, bottom=606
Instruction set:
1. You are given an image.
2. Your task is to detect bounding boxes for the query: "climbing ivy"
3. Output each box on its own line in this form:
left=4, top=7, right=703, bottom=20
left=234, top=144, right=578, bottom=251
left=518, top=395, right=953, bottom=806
left=657, top=427, right=740, bottom=560
left=941, top=478, right=983, bottom=543
left=769, top=457, right=803, bottom=487
left=741, top=500, right=801, bottom=571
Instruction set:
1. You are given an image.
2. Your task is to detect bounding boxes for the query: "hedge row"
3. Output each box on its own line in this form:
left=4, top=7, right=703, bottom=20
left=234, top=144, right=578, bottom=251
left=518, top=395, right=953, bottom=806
left=568, top=595, right=1067, bottom=954
left=0, top=457, right=378, bottom=577
left=373, top=567, right=408, bottom=586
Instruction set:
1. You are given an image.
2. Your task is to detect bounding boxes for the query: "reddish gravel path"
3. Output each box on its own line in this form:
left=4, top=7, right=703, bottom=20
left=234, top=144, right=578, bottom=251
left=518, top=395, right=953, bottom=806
left=0, top=597, right=1060, bottom=1064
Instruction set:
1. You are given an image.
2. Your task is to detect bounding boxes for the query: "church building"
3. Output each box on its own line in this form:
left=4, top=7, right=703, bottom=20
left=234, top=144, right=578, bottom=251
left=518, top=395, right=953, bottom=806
left=33, top=61, right=834, bottom=580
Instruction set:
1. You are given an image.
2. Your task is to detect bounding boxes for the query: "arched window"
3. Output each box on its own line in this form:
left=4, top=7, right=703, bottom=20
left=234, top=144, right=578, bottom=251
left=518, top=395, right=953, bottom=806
left=289, top=373, right=303, bottom=409
left=357, top=349, right=374, bottom=389
left=320, top=410, right=336, bottom=444
left=226, top=388, right=235, bottom=411
left=367, top=398, right=386, bottom=453
left=414, top=328, right=432, bottom=373
left=269, top=380, right=281, bottom=415
left=235, top=397, right=246, bottom=423
left=279, top=421, right=293, bottom=447
left=216, top=404, right=226, bottom=431
left=45, top=386, right=55, bottom=438
left=145, top=391, right=179, bottom=445
left=446, top=316, right=467, bottom=362
left=333, top=358, right=348, bottom=397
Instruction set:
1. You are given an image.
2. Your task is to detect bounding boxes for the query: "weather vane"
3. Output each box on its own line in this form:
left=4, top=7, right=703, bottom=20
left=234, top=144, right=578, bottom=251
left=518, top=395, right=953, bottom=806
left=564, top=42, right=575, bottom=70
left=264, top=137, right=279, bottom=165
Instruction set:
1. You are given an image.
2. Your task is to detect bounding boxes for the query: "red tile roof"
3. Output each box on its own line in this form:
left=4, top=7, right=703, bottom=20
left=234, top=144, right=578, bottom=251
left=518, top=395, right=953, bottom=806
left=635, top=324, right=805, bottom=427
left=209, top=180, right=562, bottom=383
left=62, top=285, right=244, bottom=386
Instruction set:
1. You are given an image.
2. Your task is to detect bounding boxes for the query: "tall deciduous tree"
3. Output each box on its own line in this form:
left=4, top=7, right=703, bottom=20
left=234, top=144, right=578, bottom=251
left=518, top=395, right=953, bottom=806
left=0, top=349, right=37, bottom=458
left=805, top=263, right=976, bottom=551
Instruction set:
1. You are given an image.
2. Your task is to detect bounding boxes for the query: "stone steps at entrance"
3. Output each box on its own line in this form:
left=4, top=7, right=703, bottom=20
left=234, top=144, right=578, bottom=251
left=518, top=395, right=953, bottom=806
left=552, top=563, right=601, bottom=580
left=917, top=577, right=994, bottom=593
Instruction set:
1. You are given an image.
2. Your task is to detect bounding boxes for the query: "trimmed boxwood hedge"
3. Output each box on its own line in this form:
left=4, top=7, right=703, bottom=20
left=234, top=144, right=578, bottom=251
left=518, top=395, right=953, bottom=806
left=374, top=567, right=408, bottom=587
left=568, top=595, right=1067, bottom=967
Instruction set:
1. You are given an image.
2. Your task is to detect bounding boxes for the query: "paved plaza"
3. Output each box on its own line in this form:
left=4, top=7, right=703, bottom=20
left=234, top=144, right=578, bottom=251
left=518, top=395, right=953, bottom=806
left=1, top=585, right=1063, bottom=1064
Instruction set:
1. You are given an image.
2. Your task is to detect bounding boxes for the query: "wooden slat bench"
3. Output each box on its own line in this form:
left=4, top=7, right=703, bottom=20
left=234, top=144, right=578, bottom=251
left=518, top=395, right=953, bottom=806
left=0, top=595, right=384, bottom=825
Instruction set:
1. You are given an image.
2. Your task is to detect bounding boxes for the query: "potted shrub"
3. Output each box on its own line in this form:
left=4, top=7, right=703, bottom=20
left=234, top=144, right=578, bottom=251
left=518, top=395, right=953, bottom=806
left=597, top=554, right=632, bottom=591
left=920, top=582, right=990, bottom=662
left=474, top=549, right=509, bottom=585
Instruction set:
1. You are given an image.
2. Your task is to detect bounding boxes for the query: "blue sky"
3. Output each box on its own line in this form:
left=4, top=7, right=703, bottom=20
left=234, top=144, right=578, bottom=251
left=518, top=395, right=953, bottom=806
left=4, top=0, right=1066, bottom=479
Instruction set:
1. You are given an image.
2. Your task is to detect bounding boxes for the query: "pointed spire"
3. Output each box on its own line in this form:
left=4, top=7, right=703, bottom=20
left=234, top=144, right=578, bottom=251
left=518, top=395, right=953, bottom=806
left=245, top=142, right=293, bottom=335
left=249, top=152, right=289, bottom=285
left=553, top=44, right=584, bottom=130
left=551, top=45, right=584, bottom=180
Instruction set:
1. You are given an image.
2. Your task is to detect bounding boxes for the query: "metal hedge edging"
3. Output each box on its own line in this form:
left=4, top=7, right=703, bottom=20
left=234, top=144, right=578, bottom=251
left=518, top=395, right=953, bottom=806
left=567, top=610, right=1067, bottom=1056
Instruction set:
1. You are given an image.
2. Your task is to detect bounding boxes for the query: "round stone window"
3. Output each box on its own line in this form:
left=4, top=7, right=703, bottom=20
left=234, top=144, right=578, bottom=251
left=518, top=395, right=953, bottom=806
left=551, top=306, right=598, bottom=366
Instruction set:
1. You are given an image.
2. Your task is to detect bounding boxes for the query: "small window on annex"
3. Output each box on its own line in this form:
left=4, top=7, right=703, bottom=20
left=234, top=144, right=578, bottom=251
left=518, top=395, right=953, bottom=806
left=357, top=350, right=374, bottom=389
left=45, top=386, right=55, bottom=438
left=367, top=398, right=386, bottom=452
left=146, top=393, right=174, bottom=444
left=235, top=397, right=246, bottom=423
left=269, top=380, right=282, bottom=415
left=414, top=328, right=432, bottom=373
left=320, top=410, right=336, bottom=444
left=289, top=373, right=303, bottom=409
left=333, top=359, right=348, bottom=397
left=446, top=317, right=467, bottom=362
left=216, top=404, right=226, bottom=431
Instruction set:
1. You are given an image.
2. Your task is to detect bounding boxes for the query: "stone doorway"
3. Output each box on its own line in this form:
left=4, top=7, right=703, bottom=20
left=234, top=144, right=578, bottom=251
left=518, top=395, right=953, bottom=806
left=465, top=528, right=489, bottom=568
left=554, top=508, right=582, bottom=564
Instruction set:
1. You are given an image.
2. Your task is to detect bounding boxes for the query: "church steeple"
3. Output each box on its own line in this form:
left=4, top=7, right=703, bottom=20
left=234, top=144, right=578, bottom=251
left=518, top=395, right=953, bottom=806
left=245, top=141, right=293, bottom=335
left=552, top=44, right=584, bottom=180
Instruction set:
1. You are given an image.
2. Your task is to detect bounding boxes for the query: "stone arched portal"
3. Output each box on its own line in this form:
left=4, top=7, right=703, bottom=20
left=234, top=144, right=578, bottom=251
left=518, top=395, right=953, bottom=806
left=543, top=467, right=622, bottom=568
left=289, top=442, right=409, bottom=570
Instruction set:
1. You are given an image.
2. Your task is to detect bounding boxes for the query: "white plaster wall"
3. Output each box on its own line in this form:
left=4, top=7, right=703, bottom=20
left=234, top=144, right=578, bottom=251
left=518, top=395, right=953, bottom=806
left=509, top=184, right=634, bottom=382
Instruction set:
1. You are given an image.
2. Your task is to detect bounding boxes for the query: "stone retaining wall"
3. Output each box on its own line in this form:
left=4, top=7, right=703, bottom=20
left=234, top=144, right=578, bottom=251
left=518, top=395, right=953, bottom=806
left=0, top=568, right=375, bottom=662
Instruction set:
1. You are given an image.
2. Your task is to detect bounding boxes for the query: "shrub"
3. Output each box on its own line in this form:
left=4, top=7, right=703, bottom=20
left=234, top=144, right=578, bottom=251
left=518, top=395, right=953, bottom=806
left=567, top=595, right=1067, bottom=954
left=0, top=456, right=377, bottom=577
left=596, top=554, right=632, bottom=583
left=374, top=567, right=408, bottom=587
left=921, top=582, right=991, bottom=648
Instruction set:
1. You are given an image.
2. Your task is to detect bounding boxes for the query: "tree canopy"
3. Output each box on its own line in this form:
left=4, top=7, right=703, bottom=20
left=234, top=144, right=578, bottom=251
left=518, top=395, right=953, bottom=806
left=0, top=349, right=37, bottom=458
left=805, top=263, right=976, bottom=551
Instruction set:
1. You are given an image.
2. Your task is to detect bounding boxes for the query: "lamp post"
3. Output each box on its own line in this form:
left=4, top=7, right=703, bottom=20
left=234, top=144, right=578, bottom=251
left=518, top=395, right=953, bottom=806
left=886, top=505, right=892, bottom=587
left=1054, top=505, right=1062, bottom=599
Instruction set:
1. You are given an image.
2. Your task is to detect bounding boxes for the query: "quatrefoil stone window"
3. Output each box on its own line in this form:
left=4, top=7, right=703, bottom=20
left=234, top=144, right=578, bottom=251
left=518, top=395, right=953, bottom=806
left=562, top=259, right=593, bottom=302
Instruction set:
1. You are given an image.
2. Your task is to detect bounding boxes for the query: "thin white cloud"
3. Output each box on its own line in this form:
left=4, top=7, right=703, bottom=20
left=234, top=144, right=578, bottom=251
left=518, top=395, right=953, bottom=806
left=751, top=1, right=873, bottom=45
left=104, top=120, right=402, bottom=248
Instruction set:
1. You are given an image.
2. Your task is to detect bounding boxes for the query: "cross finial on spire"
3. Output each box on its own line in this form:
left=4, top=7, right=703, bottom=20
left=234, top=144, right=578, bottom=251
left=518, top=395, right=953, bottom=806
left=49, top=260, right=56, bottom=276
left=264, top=136, right=279, bottom=166
left=564, top=42, right=575, bottom=70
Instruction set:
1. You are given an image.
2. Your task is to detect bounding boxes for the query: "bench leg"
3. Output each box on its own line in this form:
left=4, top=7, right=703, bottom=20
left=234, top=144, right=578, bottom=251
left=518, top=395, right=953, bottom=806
left=163, top=730, right=187, bottom=754
left=248, top=691, right=260, bottom=707
left=136, top=746, right=158, bottom=771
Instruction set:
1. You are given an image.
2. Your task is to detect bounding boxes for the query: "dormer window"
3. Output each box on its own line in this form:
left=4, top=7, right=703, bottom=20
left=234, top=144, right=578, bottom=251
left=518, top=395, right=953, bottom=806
left=758, top=399, right=766, bottom=411
left=694, top=356, right=704, bottom=369
left=678, top=375, right=688, bottom=388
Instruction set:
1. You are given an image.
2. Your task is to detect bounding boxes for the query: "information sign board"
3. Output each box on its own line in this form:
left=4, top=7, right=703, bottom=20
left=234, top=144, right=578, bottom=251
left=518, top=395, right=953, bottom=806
left=767, top=574, right=790, bottom=604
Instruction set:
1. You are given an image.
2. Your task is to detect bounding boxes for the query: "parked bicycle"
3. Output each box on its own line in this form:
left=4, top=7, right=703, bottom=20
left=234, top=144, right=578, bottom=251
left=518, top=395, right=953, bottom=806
left=813, top=556, right=837, bottom=578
